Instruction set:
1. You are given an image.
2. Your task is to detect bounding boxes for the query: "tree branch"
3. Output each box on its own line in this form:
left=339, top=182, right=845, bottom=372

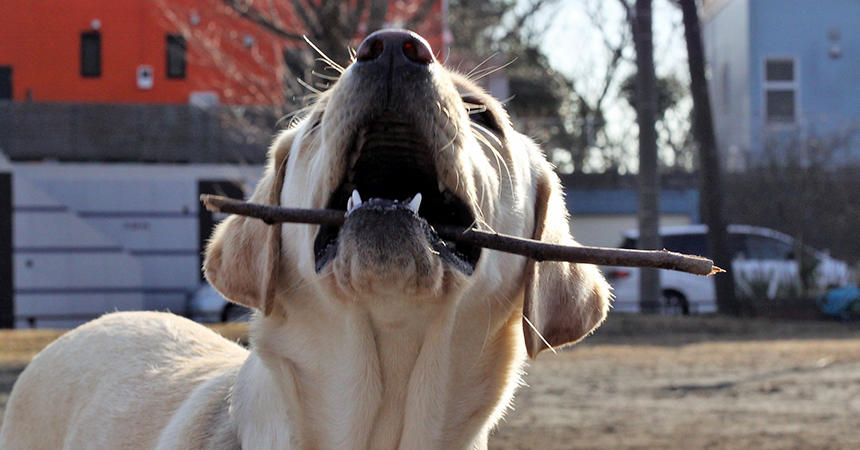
left=220, top=0, right=304, bottom=41
left=201, top=194, right=723, bottom=276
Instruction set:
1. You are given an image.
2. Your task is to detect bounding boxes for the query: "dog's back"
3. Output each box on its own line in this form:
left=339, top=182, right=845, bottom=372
left=0, top=311, right=247, bottom=449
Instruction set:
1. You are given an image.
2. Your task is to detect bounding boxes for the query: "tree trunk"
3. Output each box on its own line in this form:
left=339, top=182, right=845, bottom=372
left=631, top=0, right=661, bottom=313
left=678, top=0, right=741, bottom=315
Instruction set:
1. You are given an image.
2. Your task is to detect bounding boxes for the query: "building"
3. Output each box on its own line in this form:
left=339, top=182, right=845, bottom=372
left=0, top=0, right=446, bottom=328
left=702, top=0, right=860, bottom=170
left=561, top=174, right=700, bottom=249
left=0, top=0, right=446, bottom=105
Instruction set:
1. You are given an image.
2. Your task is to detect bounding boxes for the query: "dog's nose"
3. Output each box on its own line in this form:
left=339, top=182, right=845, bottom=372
left=355, top=29, right=434, bottom=65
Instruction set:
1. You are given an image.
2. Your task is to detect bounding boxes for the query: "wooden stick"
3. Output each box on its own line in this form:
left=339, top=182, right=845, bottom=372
left=201, top=194, right=724, bottom=276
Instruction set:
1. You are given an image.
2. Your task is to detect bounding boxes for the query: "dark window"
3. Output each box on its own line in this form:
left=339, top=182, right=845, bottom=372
left=764, top=58, right=796, bottom=124
left=766, top=90, right=795, bottom=123
left=197, top=180, right=245, bottom=281
left=0, top=66, right=11, bottom=100
left=742, top=235, right=793, bottom=260
left=622, top=232, right=746, bottom=259
left=81, top=31, right=101, bottom=77
left=620, top=237, right=637, bottom=250
left=166, top=34, right=187, bottom=79
left=662, top=234, right=709, bottom=258
left=765, top=60, right=794, bottom=82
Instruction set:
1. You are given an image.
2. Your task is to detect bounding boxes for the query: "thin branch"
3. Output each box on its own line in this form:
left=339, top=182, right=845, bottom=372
left=201, top=195, right=723, bottom=276
left=220, top=0, right=304, bottom=41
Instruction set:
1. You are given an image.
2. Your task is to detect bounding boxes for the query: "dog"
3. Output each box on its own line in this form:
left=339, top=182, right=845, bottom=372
left=0, top=30, right=609, bottom=449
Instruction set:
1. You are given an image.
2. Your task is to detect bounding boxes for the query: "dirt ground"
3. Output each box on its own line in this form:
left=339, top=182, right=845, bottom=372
left=2, top=315, right=859, bottom=449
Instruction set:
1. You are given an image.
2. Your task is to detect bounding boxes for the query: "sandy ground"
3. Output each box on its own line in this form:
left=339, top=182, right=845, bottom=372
left=2, top=315, right=859, bottom=449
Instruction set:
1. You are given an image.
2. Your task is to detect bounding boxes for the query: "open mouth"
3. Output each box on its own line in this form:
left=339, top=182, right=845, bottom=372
left=313, top=116, right=481, bottom=274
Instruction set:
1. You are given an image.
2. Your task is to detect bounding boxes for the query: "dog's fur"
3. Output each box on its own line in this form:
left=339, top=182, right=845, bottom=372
left=0, top=32, right=610, bottom=449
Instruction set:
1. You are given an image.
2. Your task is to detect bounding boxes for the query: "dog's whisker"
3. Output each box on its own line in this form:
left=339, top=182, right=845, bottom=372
left=469, top=58, right=517, bottom=82
left=470, top=122, right=513, bottom=198
left=522, top=315, right=557, bottom=355
left=465, top=52, right=499, bottom=79
left=303, top=36, right=345, bottom=73
left=296, top=78, right=323, bottom=95
left=311, top=70, right=340, bottom=82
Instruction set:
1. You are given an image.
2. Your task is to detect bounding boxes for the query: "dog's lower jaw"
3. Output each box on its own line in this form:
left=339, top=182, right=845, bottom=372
left=236, top=292, right=524, bottom=450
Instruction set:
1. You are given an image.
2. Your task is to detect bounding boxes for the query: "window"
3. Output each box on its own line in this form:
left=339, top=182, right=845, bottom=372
left=0, top=66, right=11, bottom=100
left=80, top=31, right=101, bottom=77
left=742, top=235, right=793, bottom=260
left=166, top=34, right=186, bottom=79
left=763, top=58, right=797, bottom=124
left=662, top=234, right=709, bottom=258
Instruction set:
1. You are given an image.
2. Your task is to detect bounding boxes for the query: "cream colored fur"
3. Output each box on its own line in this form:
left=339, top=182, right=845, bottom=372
left=0, top=48, right=610, bottom=450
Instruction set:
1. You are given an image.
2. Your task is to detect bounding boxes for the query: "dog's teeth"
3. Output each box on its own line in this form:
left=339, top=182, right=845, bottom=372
left=438, top=181, right=445, bottom=193
left=345, top=189, right=363, bottom=216
left=408, top=193, right=422, bottom=214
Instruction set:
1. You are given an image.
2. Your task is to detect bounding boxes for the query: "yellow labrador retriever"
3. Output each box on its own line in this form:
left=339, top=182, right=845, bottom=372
left=0, top=30, right=609, bottom=449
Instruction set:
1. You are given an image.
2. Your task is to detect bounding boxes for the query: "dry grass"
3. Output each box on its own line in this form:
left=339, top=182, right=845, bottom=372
left=0, top=323, right=250, bottom=365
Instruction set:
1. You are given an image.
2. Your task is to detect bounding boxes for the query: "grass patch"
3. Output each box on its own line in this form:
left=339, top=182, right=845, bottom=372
left=0, top=323, right=249, bottom=365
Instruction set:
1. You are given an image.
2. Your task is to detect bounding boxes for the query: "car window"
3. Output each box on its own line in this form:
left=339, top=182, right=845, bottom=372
left=662, top=234, right=708, bottom=257
left=742, top=235, right=793, bottom=260
left=620, top=237, right=637, bottom=250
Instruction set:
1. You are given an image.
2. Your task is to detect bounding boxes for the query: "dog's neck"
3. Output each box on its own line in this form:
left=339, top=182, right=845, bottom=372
left=230, top=292, right=524, bottom=449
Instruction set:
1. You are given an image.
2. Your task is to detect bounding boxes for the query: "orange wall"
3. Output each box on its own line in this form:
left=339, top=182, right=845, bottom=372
left=0, top=0, right=445, bottom=105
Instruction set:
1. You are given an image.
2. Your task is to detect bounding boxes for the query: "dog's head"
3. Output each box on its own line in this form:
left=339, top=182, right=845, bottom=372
left=204, top=30, right=609, bottom=357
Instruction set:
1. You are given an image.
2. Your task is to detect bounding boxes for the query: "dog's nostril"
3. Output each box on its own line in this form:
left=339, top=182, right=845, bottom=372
left=355, top=29, right=434, bottom=65
left=356, top=37, right=384, bottom=62
left=402, top=38, right=432, bottom=64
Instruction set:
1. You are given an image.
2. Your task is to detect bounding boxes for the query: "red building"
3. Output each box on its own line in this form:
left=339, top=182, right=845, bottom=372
left=0, top=0, right=446, bottom=105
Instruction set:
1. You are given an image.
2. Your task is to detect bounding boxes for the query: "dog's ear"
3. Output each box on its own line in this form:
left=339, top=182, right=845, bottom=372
left=522, top=161, right=611, bottom=358
left=203, top=129, right=295, bottom=316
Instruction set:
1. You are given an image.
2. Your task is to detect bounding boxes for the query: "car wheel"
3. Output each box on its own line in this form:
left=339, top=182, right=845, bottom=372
left=661, top=291, right=690, bottom=316
left=221, top=303, right=251, bottom=322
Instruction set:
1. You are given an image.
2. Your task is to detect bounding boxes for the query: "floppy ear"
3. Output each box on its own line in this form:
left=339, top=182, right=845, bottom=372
left=203, top=130, right=294, bottom=316
left=522, top=162, right=611, bottom=358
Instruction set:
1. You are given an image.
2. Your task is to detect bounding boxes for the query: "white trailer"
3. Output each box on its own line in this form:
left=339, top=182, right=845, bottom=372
left=7, top=162, right=261, bottom=328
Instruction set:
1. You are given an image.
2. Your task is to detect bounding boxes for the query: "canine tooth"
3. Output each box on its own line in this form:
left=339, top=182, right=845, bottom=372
left=345, top=189, right=363, bottom=216
left=408, top=193, right=422, bottom=213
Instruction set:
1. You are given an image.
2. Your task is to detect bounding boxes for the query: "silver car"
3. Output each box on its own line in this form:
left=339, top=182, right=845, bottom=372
left=605, top=225, right=851, bottom=315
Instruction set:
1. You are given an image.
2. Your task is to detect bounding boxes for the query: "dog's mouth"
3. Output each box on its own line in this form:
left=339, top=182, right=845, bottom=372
left=313, top=117, right=481, bottom=275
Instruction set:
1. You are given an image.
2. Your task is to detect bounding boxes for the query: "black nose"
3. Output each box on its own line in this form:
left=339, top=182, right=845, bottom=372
left=355, top=29, right=434, bottom=65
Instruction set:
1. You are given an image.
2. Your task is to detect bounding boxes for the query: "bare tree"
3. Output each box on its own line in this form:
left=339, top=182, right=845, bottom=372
left=160, top=0, right=440, bottom=109
left=620, top=0, right=662, bottom=312
left=677, top=0, right=739, bottom=315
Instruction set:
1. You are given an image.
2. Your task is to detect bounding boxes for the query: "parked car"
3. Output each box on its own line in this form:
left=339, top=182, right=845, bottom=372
left=605, top=225, right=851, bottom=315
left=188, top=283, right=250, bottom=323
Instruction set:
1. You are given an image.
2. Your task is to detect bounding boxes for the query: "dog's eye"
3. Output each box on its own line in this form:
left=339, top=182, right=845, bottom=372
left=462, top=96, right=500, bottom=134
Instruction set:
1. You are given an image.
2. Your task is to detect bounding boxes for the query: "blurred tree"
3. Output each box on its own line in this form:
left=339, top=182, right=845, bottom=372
left=676, top=0, right=739, bottom=315
left=449, top=0, right=640, bottom=173
left=620, top=0, right=662, bottom=313
left=726, top=127, right=860, bottom=282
